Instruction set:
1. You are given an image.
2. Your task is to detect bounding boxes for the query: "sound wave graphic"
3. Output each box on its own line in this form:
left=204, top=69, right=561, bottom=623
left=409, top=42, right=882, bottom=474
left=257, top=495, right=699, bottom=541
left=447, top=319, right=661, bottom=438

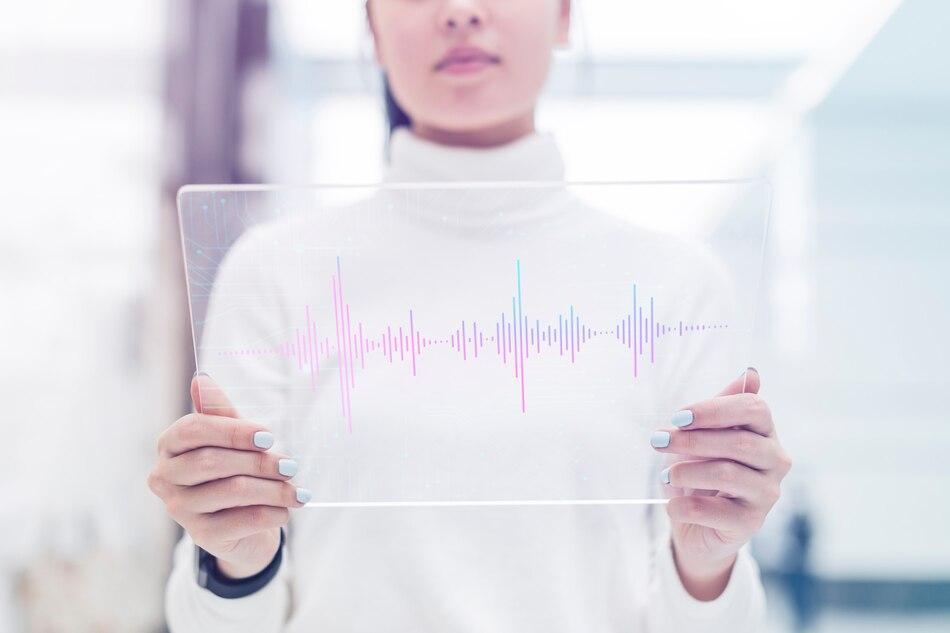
left=217, top=257, right=727, bottom=432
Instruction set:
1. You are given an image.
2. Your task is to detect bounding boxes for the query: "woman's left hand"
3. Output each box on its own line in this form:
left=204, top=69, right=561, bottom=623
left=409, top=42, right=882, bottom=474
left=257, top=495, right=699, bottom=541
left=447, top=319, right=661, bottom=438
left=650, top=368, right=792, bottom=599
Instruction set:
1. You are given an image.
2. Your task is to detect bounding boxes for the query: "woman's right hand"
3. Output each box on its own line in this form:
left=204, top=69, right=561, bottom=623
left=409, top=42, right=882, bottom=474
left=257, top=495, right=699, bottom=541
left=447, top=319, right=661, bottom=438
left=147, top=373, right=310, bottom=579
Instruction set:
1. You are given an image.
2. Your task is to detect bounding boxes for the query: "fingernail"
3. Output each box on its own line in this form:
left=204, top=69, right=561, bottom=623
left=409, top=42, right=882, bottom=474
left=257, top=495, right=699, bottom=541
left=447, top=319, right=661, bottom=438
left=278, top=458, right=298, bottom=477
left=193, top=370, right=210, bottom=378
left=671, top=410, right=694, bottom=428
left=660, top=467, right=671, bottom=485
left=650, top=431, right=671, bottom=448
left=295, top=488, right=312, bottom=504
left=253, top=431, right=274, bottom=449
left=740, top=366, right=757, bottom=378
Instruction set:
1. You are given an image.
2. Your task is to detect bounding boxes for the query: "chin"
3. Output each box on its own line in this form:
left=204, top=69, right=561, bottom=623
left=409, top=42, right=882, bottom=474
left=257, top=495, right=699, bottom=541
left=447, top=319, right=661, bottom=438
left=423, top=100, right=529, bottom=133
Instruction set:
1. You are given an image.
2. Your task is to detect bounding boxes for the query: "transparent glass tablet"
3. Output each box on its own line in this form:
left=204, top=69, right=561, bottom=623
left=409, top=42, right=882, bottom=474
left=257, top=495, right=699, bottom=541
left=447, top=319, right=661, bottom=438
left=178, top=181, right=770, bottom=506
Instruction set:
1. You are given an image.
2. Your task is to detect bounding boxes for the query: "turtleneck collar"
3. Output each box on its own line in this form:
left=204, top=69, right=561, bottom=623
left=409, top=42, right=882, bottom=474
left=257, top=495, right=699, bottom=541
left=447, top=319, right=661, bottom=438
left=383, top=126, right=566, bottom=183
left=379, top=126, right=571, bottom=230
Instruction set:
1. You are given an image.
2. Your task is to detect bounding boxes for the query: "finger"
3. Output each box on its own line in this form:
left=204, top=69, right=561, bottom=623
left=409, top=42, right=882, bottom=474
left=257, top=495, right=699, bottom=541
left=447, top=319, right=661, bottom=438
left=191, top=372, right=239, bottom=418
left=159, top=412, right=275, bottom=457
left=669, top=391, right=773, bottom=436
left=651, top=429, right=778, bottom=470
left=195, top=506, right=290, bottom=543
left=178, top=475, right=306, bottom=514
left=163, top=447, right=298, bottom=486
left=663, top=459, right=775, bottom=504
left=717, top=367, right=760, bottom=396
left=667, top=495, right=763, bottom=534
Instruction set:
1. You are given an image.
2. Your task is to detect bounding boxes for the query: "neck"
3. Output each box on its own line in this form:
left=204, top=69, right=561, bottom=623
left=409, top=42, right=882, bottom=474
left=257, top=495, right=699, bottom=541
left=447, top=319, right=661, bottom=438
left=410, top=111, right=535, bottom=148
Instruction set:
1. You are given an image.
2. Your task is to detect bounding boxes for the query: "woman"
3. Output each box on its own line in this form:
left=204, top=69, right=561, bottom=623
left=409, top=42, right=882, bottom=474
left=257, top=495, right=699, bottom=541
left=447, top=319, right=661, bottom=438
left=148, top=1, right=790, bottom=630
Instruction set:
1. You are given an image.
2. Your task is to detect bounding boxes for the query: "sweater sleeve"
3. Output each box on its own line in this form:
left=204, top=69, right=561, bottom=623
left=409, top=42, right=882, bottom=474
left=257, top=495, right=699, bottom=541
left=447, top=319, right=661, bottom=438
left=166, top=221, right=297, bottom=631
left=642, top=236, right=767, bottom=631
left=165, top=531, right=291, bottom=633
left=644, top=530, right=766, bottom=632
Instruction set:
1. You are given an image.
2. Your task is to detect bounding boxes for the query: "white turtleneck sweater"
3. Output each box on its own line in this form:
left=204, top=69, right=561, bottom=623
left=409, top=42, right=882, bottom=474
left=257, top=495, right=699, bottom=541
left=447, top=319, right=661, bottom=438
left=165, top=127, right=766, bottom=632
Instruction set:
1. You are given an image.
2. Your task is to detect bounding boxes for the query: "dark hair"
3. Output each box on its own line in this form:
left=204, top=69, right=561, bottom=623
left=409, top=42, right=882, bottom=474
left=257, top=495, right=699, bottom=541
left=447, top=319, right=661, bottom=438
left=383, top=74, right=411, bottom=137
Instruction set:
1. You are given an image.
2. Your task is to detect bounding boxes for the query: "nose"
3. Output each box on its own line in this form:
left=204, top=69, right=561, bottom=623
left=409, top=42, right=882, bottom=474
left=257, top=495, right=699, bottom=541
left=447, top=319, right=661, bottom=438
left=438, top=1, right=488, bottom=34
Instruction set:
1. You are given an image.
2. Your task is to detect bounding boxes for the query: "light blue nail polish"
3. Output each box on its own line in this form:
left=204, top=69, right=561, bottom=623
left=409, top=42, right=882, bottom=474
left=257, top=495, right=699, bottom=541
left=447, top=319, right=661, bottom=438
left=660, top=467, right=671, bottom=485
left=671, top=410, right=694, bottom=428
left=296, top=488, right=312, bottom=504
left=739, top=367, right=758, bottom=379
left=650, top=431, right=671, bottom=448
left=278, top=459, right=298, bottom=477
left=253, top=431, right=274, bottom=449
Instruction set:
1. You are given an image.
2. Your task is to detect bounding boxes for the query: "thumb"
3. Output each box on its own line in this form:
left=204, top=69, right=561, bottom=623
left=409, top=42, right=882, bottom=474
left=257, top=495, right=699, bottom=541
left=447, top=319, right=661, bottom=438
left=717, top=367, right=760, bottom=397
left=191, top=371, right=240, bottom=418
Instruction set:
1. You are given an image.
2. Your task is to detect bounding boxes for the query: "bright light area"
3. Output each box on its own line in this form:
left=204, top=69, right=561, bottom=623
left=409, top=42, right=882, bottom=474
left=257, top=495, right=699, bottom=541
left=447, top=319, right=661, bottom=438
left=539, top=99, right=775, bottom=180
left=0, top=0, right=163, bottom=54
left=572, top=1, right=900, bottom=59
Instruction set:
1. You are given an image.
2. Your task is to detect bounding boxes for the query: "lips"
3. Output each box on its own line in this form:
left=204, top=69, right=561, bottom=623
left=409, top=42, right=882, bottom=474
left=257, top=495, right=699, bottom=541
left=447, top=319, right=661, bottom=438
left=435, top=46, right=501, bottom=73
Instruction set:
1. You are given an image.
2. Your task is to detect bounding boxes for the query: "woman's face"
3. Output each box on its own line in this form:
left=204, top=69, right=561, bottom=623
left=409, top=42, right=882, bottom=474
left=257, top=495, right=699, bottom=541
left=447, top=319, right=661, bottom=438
left=368, top=0, right=570, bottom=137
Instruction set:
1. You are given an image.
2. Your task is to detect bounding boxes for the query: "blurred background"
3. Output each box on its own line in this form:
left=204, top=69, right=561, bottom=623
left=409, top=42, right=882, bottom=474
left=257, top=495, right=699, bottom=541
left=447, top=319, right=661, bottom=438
left=1, top=0, right=948, bottom=630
